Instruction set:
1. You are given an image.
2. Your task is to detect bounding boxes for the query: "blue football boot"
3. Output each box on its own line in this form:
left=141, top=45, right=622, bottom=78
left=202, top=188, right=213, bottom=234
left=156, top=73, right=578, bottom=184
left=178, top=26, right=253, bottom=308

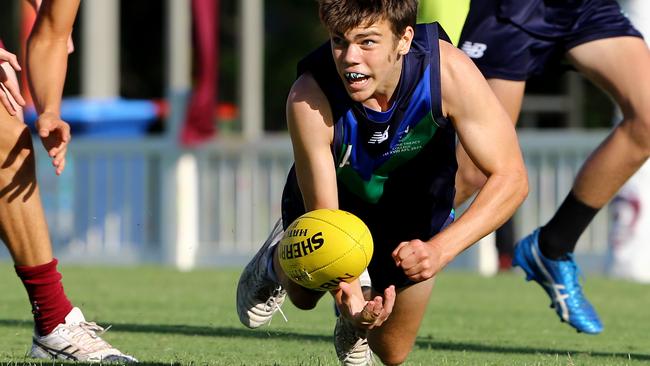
left=512, top=229, right=603, bottom=334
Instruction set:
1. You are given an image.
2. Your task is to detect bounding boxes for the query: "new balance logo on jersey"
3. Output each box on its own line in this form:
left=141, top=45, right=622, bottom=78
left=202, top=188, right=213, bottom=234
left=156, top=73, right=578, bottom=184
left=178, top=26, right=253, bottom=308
left=461, top=41, right=487, bottom=59
left=399, top=125, right=410, bottom=140
left=368, top=126, right=389, bottom=144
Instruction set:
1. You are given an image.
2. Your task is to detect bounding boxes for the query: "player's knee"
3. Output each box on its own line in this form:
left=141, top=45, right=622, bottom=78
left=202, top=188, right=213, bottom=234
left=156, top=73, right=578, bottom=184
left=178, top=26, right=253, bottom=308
left=621, top=111, right=650, bottom=157
left=288, top=296, right=318, bottom=310
left=286, top=288, right=320, bottom=310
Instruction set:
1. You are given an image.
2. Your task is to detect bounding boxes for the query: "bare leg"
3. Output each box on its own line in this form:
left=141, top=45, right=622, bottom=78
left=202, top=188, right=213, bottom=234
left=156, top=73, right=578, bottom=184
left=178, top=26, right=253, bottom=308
left=367, top=278, right=434, bottom=366
left=0, top=63, right=52, bottom=266
left=567, top=36, right=650, bottom=208
left=536, top=36, right=650, bottom=259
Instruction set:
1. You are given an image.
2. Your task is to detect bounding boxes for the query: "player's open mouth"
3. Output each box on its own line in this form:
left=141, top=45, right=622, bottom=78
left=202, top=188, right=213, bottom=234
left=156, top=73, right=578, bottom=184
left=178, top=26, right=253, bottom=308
left=344, top=72, right=370, bottom=86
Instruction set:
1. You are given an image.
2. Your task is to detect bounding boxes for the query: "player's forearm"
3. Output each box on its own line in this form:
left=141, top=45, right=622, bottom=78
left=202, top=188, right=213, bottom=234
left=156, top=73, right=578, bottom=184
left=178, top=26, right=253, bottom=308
left=27, top=0, right=79, bottom=115
left=26, top=36, right=68, bottom=115
left=431, top=170, right=528, bottom=265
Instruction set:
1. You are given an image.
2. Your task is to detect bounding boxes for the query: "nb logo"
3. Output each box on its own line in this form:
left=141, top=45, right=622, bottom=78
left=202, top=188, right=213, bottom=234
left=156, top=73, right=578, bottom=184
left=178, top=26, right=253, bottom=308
left=461, top=41, right=487, bottom=59
left=397, top=125, right=410, bottom=141
left=368, top=125, right=389, bottom=144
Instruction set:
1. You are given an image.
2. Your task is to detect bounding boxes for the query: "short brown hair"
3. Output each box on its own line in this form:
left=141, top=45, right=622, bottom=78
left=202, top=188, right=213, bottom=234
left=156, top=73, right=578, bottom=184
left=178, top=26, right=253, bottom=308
left=318, top=0, right=418, bottom=38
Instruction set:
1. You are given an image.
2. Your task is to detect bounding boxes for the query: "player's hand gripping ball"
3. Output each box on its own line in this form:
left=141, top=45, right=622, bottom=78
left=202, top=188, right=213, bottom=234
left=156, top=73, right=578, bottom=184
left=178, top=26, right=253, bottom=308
left=278, top=209, right=373, bottom=291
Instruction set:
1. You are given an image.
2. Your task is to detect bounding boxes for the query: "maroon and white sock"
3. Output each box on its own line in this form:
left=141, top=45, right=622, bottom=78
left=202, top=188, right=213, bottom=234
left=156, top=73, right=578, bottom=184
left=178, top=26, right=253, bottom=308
left=15, top=258, right=73, bottom=336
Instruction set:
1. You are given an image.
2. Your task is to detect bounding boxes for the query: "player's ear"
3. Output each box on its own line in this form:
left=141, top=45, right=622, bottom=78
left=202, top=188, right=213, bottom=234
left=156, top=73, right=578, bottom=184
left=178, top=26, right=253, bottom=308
left=396, top=25, right=414, bottom=56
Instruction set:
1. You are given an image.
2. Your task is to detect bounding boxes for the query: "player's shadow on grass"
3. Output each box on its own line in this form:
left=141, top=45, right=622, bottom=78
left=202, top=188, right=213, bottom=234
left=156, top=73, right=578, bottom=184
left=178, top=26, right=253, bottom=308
left=2, top=319, right=650, bottom=362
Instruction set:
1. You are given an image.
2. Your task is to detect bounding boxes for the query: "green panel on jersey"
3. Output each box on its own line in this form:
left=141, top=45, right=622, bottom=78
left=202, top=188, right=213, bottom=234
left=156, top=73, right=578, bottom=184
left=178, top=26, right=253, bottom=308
left=336, top=112, right=440, bottom=203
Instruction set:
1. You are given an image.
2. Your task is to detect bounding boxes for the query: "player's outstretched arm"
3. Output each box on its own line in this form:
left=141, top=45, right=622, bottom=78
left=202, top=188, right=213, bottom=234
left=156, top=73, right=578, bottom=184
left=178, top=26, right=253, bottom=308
left=26, top=0, right=79, bottom=175
left=286, top=73, right=339, bottom=211
left=394, top=41, right=528, bottom=282
left=287, top=73, right=395, bottom=326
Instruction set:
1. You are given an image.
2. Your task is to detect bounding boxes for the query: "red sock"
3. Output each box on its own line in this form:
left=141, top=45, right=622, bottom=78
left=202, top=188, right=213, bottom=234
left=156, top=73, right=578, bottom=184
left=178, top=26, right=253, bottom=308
left=15, top=258, right=74, bottom=336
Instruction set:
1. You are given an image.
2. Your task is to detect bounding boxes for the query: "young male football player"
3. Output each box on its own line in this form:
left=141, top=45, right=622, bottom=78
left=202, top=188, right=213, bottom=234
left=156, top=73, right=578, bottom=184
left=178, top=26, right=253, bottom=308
left=236, top=0, right=528, bottom=364
left=456, top=0, right=650, bottom=334
left=0, top=0, right=136, bottom=361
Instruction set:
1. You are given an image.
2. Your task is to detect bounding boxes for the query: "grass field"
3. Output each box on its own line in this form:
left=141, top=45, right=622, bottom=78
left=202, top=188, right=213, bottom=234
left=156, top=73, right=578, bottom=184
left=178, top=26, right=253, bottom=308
left=1, top=262, right=649, bottom=366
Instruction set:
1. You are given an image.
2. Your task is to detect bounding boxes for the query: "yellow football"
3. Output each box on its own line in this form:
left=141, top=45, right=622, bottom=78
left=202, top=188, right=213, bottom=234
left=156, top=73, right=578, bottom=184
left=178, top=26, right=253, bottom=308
left=278, top=209, right=373, bottom=291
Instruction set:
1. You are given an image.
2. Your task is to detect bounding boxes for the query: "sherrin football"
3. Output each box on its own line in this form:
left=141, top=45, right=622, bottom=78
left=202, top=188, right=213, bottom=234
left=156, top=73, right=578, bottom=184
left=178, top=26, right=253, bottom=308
left=278, top=209, right=373, bottom=291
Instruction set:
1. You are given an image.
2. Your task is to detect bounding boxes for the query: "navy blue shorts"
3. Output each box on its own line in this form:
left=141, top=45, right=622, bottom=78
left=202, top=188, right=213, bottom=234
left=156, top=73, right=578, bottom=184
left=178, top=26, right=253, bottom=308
left=459, top=0, right=643, bottom=80
left=367, top=209, right=455, bottom=292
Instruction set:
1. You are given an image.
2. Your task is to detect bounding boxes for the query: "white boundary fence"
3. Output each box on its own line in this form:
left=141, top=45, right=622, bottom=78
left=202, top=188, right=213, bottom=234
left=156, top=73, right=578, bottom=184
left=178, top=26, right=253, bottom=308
left=2, top=129, right=612, bottom=272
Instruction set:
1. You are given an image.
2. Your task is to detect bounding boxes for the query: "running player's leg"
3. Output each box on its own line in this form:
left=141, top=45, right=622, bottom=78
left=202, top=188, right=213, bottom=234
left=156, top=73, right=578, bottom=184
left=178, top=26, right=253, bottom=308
left=527, top=34, right=650, bottom=285
left=561, top=35, right=650, bottom=226
left=514, top=2, right=647, bottom=335
left=512, top=36, right=650, bottom=336
left=532, top=0, right=649, bottom=259
left=534, top=0, right=649, bottom=261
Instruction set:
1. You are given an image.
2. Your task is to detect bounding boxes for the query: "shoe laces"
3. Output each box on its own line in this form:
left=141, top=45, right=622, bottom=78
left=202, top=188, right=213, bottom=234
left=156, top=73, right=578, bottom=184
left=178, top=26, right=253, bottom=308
left=264, top=286, right=288, bottom=324
left=342, top=337, right=370, bottom=363
left=250, top=244, right=288, bottom=325
left=66, top=321, right=115, bottom=353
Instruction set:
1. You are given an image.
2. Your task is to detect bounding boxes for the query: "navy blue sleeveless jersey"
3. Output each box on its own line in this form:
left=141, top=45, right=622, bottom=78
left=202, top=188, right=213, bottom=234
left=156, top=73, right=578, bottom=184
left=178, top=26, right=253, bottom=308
left=281, top=23, right=457, bottom=291
left=459, top=0, right=642, bottom=80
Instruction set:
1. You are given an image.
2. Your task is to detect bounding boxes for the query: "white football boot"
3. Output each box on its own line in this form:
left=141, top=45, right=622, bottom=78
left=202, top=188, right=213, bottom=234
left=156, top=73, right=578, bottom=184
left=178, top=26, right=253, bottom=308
left=334, top=316, right=374, bottom=366
left=29, top=307, right=137, bottom=363
left=236, top=219, right=287, bottom=328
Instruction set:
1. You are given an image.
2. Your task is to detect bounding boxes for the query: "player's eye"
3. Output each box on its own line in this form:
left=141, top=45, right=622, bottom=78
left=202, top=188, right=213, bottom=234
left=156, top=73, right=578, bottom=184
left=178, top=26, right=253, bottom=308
left=331, top=36, right=345, bottom=47
left=361, top=39, right=376, bottom=47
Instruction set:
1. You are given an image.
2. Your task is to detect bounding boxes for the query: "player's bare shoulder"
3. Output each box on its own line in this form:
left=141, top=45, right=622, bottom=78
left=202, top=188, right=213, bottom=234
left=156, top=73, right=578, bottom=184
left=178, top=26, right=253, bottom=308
left=438, top=39, right=490, bottom=117
left=288, top=73, right=333, bottom=119
left=286, top=72, right=334, bottom=144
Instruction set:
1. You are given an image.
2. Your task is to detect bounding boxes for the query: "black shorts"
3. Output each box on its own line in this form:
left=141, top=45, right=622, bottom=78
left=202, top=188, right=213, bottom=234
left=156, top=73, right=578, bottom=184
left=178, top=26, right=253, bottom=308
left=459, top=0, right=643, bottom=80
left=366, top=209, right=455, bottom=292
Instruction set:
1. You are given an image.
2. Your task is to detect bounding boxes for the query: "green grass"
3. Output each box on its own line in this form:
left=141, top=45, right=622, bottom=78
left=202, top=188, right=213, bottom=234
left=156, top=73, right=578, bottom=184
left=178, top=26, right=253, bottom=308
left=1, top=262, right=649, bottom=365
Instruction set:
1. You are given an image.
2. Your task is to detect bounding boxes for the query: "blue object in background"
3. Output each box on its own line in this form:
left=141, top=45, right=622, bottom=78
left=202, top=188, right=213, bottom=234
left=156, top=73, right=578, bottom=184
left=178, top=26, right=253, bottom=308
left=24, top=97, right=158, bottom=137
